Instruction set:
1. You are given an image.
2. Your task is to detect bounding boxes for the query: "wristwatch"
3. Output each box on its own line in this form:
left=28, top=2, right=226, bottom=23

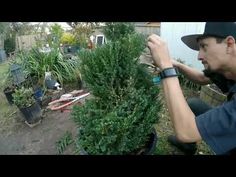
left=159, top=67, right=179, bottom=79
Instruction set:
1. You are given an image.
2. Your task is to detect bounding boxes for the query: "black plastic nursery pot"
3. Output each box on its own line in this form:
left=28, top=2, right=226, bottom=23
left=78, top=128, right=158, bottom=155
left=3, top=87, right=15, bottom=105
left=141, top=128, right=158, bottom=155
left=19, top=102, right=42, bottom=124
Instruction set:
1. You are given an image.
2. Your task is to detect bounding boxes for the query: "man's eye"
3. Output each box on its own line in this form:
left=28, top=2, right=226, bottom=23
left=199, top=44, right=205, bottom=49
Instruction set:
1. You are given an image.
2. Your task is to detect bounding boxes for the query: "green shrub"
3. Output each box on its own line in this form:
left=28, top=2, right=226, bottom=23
left=60, top=32, right=77, bottom=45
left=72, top=24, right=162, bottom=155
left=103, top=22, right=135, bottom=42
left=4, top=36, right=16, bottom=56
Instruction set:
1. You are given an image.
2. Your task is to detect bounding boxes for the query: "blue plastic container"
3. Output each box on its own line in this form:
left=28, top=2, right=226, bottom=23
left=34, top=88, right=43, bottom=106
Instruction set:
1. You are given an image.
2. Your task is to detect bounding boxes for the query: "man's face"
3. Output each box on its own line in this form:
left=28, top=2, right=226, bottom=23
left=197, top=37, right=227, bottom=72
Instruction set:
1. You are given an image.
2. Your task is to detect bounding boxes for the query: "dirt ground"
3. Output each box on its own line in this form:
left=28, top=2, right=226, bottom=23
left=0, top=86, right=85, bottom=155
left=0, top=84, right=214, bottom=155
left=0, top=107, right=78, bottom=155
left=0, top=61, right=79, bottom=155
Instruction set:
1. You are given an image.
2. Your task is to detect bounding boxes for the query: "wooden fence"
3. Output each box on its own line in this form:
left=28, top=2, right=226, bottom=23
left=16, top=34, right=46, bottom=51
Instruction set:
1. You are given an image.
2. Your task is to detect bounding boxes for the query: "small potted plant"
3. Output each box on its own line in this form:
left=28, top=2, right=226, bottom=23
left=13, top=86, right=42, bottom=124
left=3, top=62, right=26, bottom=105
left=3, top=70, right=16, bottom=105
left=3, top=83, right=16, bottom=105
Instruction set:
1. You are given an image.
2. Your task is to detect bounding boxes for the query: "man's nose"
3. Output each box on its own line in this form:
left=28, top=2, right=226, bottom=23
left=198, top=51, right=204, bottom=61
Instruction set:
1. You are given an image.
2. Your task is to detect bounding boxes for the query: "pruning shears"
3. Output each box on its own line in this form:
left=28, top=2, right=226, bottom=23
left=47, top=90, right=90, bottom=111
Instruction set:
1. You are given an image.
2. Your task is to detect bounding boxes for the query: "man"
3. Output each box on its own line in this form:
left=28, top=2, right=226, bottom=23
left=147, top=22, right=236, bottom=155
left=169, top=59, right=234, bottom=155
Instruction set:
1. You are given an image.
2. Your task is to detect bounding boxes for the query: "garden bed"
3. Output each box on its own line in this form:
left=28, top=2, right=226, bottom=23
left=0, top=61, right=214, bottom=155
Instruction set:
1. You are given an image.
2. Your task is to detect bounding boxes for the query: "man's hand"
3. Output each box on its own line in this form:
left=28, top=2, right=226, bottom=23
left=147, top=34, right=173, bottom=70
left=171, top=59, right=180, bottom=67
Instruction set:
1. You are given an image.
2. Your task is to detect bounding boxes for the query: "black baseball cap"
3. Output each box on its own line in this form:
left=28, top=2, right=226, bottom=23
left=181, top=22, right=236, bottom=51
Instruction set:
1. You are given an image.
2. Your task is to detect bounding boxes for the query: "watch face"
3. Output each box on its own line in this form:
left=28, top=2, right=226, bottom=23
left=160, top=68, right=179, bottom=79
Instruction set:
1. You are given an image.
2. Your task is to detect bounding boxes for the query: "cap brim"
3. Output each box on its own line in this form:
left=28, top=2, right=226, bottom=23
left=181, top=34, right=202, bottom=51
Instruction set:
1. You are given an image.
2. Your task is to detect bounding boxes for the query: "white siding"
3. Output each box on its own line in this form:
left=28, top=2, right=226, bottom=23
left=160, top=22, right=205, bottom=71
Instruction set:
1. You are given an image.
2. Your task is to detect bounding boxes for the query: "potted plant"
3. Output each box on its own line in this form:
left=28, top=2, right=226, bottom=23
left=17, top=47, right=80, bottom=89
left=3, top=75, right=16, bottom=105
left=2, top=68, right=16, bottom=105
left=3, top=85, right=16, bottom=105
left=72, top=22, right=162, bottom=155
left=12, top=86, right=42, bottom=124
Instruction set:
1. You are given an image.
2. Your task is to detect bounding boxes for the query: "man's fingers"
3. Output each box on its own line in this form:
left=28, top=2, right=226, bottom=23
left=148, top=34, right=161, bottom=40
left=147, top=41, right=155, bottom=50
left=148, top=35, right=162, bottom=46
left=147, top=34, right=157, bottom=43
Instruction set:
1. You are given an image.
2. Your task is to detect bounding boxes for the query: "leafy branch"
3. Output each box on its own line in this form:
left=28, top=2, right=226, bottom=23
left=56, top=131, right=74, bottom=154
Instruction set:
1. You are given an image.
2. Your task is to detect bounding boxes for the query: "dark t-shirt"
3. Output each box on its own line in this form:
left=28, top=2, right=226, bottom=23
left=195, top=70, right=236, bottom=154
left=196, top=95, right=236, bottom=154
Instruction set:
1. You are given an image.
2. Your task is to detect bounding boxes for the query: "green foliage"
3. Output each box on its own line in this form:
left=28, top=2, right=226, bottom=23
left=0, top=62, right=12, bottom=92
left=153, top=136, right=170, bottom=155
left=103, top=22, right=135, bottom=42
left=72, top=23, right=95, bottom=48
left=176, top=59, right=201, bottom=91
left=0, top=22, right=10, bottom=36
left=16, top=47, right=80, bottom=87
left=3, top=22, right=48, bottom=55
left=60, top=32, right=77, bottom=45
left=1, top=66, right=13, bottom=90
left=78, top=33, right=147, bottom=106
left=72, top=28, right=162, bottom=154
left=47, top=24, right=64, bottom=48
left=4, top=35, right=16, bottom=55
left=67, top=22, right=99, bottom=29
left=56, top=131, right=74, bottom=154
left=12, top=86, right=35, bottom=108
left=72, top=87, right=161, bottom=155
left=0, top=23, right=15, bottom=55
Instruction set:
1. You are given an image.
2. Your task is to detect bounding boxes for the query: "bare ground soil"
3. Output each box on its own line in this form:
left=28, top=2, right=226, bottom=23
left=0, top=88, right=214, bottom=155
left=0, top=106, right=78, bottom=155
left=0, top=84, right=214, bottom=155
